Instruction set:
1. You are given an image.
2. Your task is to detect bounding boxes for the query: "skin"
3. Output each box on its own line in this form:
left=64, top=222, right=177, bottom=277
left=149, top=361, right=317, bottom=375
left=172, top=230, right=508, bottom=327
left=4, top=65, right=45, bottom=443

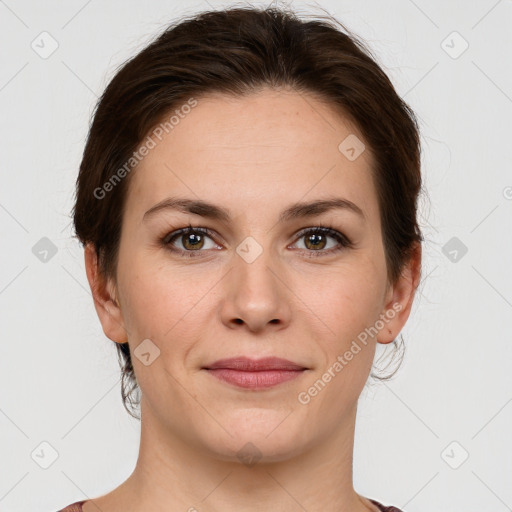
left=83, top=87, right=421, bottom=512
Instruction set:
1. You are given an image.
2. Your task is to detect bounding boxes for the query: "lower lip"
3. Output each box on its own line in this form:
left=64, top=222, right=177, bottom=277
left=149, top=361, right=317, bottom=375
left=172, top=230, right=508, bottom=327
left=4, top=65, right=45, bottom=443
left=205, top=369, right=305, bottom=389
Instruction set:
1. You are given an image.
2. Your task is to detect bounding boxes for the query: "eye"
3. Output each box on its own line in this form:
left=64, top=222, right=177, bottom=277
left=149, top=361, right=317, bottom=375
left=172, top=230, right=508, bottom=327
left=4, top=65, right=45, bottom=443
left=291, top=226, right=353, bottom=256
left=160, top=224, right=353, bottom=258
left=161, top=226, right=221, bottom=256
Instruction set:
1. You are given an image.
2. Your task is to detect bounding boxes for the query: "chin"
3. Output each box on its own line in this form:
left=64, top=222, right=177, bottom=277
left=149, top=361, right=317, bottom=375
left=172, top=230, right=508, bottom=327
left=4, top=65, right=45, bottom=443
left=198, top=410, right=309, bottom=465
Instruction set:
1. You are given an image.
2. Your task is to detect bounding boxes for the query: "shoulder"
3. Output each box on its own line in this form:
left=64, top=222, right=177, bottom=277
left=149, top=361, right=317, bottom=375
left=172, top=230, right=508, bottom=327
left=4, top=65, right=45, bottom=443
left=57, top=501, right=85, bottom=512
left=369, top=498, right=406, bottom=512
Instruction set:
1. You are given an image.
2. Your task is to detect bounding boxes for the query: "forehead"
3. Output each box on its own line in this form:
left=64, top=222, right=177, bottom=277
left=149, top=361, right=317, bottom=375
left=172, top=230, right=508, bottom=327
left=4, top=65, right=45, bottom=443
left=125, top=88, right=378, bottom=221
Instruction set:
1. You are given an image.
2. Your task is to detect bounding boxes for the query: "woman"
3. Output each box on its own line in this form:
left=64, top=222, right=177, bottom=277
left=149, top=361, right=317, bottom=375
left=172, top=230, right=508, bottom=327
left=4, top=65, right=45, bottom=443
left=61, top=6, right=423, bottom=512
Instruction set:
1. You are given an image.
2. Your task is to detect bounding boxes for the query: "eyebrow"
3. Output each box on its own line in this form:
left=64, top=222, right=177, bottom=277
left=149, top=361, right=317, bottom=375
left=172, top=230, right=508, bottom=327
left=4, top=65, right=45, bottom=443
left=143, top=196, right=365, bottom=223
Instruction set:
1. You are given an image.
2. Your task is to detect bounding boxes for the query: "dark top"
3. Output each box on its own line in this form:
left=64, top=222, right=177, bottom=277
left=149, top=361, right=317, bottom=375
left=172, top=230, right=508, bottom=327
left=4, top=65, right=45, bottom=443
left=58, top=498, right=404, bottom=511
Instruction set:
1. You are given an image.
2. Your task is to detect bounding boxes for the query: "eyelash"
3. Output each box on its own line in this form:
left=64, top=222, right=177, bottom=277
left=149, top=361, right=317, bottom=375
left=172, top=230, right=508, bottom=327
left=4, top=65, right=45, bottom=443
left=160, top=223, right=353, bottom=258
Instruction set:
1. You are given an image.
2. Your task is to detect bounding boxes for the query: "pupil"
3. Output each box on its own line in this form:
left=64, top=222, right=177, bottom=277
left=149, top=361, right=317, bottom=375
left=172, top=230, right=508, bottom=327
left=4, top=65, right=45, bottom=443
left=185, top=233, right=203, bottom=249
left=307, top=233, right=325, bottom=250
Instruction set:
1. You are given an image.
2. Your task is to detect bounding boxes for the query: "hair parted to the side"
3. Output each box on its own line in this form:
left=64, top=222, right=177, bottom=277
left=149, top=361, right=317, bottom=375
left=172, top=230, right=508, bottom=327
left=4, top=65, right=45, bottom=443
left=72, top=6, right=424, bottom=420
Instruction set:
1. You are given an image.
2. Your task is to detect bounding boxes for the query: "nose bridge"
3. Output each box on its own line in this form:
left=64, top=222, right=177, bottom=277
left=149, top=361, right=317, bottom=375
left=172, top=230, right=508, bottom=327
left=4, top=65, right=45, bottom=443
left=233, top=235, right=280, bottom=301
left=220, top=235, right=291, bottom=331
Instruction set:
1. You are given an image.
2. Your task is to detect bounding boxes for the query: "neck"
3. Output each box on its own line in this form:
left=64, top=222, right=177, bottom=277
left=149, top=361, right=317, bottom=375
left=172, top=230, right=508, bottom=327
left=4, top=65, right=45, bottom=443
left=92, top=398, right=376, bottom=512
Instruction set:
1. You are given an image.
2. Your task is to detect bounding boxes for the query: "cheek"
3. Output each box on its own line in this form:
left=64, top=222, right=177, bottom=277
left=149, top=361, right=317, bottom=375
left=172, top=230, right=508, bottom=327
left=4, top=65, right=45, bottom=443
left=301, top=261, right=385, bottom=343
left=294, top=270, right=383, bottom=434
left=119, top=260, right=215, bottom=361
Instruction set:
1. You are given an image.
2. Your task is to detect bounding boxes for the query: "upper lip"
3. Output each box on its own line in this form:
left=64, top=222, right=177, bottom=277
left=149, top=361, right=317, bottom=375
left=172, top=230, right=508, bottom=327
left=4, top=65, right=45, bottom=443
left=204, top=357, right=307, bottom=371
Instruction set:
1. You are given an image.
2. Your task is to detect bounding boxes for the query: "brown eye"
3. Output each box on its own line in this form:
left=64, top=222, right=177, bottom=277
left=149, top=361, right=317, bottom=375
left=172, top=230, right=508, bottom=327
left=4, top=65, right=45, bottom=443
left=292, top=227, right=353, bottom=256
left=303, top=232, right=328, bottom=250
left=181, top=231, right=205, bottom=250
left=163, top=227, right=220, bottom=254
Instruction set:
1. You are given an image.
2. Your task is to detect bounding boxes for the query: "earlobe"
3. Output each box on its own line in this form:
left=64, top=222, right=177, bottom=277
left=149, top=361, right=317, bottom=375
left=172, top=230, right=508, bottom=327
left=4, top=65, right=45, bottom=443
left=377, top=243, right=422, bottom=344
left=84, top=243, right=128, bottom=344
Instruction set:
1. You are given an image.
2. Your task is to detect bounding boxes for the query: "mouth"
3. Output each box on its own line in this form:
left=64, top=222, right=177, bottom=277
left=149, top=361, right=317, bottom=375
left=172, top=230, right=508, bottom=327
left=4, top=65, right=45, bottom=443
left=202, top=357, right=308, bottom=389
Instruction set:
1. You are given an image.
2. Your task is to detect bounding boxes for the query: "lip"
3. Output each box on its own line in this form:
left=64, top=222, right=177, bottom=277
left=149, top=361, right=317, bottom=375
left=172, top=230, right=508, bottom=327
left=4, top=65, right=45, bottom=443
left=204, top=357, right=307, bottom=371
left=203, top=357, right=308, bottom=390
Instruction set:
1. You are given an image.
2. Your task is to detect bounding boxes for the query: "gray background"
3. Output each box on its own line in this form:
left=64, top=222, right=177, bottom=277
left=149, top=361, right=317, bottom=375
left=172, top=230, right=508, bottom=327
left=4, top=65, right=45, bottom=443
left=1, top=0, right=511, bottom=511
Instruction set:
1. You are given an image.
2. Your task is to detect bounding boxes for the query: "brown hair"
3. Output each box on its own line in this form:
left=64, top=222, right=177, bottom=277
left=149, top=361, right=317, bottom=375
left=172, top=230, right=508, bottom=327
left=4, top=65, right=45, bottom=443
left=72, top=6, right=424, bottom=419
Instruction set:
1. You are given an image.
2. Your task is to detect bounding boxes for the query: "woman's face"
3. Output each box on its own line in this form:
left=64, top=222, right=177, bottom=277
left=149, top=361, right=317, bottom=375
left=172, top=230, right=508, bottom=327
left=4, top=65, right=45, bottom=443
left=89, top=88, right=416, bottom=462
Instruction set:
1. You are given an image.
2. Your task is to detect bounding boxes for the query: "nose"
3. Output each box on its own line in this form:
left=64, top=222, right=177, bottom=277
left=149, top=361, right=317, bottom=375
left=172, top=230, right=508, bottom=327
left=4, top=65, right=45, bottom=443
left=219, top=245, right=292, bottom=333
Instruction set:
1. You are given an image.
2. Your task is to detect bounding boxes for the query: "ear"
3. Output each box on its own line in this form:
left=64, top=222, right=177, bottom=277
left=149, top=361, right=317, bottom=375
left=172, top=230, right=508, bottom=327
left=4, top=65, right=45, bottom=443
left=377, top=242, right=422, bottom=344
left=84, top=243, right=128, bottom=344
